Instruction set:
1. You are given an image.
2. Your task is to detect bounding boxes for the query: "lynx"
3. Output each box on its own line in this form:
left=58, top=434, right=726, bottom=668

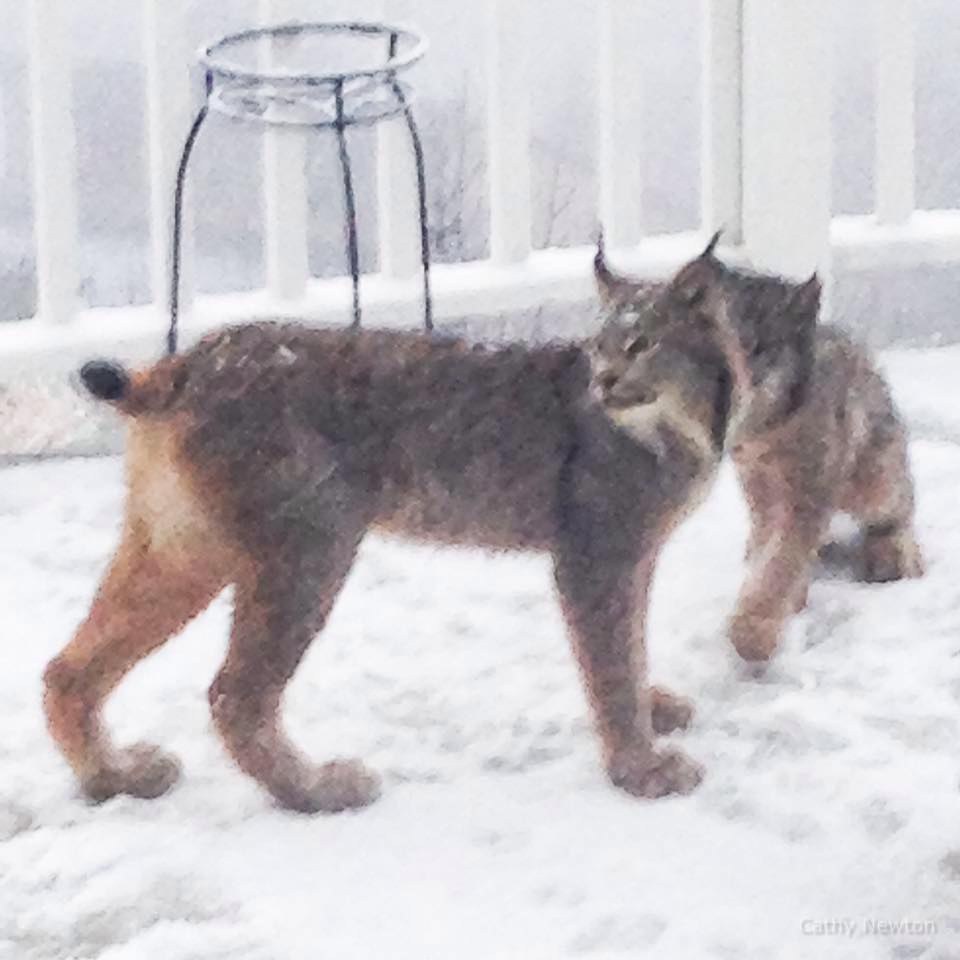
left=44, top=259, right=735, bottom=814
left=593, top=241, right=924, bottom=663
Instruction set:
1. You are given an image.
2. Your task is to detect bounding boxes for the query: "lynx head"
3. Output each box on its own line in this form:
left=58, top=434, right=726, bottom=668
left=661, top=243, right=822, bottom=439
left=588, top=233, right=732, bottom=461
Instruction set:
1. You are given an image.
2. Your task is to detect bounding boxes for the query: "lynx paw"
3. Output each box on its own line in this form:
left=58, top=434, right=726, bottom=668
left=283, top=759, right=381, bottom=815
left=863, top=532, right=925, bottom=583
left=729, top=612, right=782, bottom=663
left=83, top=743, right=182, bottom=802
left=650, top=686, right=695, bottom=735
left=608, top=748, right=703, bottom=799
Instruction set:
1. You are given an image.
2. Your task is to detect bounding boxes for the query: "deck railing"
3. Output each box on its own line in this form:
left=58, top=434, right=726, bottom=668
left=5, top=0, right=959, bottom=371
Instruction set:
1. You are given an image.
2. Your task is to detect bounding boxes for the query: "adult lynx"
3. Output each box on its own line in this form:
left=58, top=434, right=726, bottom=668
left=44, top=256, right=734, bottom=813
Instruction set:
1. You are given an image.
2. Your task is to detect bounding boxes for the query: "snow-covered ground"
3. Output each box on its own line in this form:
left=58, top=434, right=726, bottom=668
left=2, top=348, right=960, bottom=960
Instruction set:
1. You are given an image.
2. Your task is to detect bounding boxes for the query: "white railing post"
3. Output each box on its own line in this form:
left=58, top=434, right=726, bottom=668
left=597, top=0, right=644, bottom=249
left=0, top=88, right=8, bottom=186
left=27, top=0, right=79, bottom=325
left=741, top=0, right=832, bottom=281
left=486, top=0, right=532, bottom=265
left=378, top=118, right=421, bottom=280
left=144, top=0, right=195, bottom=317
left=260, top=0, right=309, bottom=300
left=875, top=0, right=915, bottom=226
left=377, top=0, right=420, bottom=281
left=701, top=0, right=743, bottom=243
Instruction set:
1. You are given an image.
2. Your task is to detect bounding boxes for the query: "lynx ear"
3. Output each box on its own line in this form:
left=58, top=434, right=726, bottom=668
left=702, top=229, right=722, bottom=259
left=788, top=272, right=822, bottom=316
left=668, top=232, right=724, bottom=306
left=669, top=256, right=713, bottom=307
left=593, top=230, right=636, bottom=306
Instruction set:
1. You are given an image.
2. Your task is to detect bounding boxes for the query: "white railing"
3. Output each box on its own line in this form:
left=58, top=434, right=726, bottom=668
left=26, top=0, right=79, bottom=328
left=4, top=0, right=959, bottom=372
left=260, top=0, right=310, bottom=299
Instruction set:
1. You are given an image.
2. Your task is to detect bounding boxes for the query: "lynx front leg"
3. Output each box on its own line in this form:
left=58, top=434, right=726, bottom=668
left=729, top=504, right=827, bottom=663
left=553, top=525, right=702, bottom=800
left=209, top=521, right=379, bottom=815
left=44, top=528, right=225, bottom=801
left=737, top=455, right=781, bottom=567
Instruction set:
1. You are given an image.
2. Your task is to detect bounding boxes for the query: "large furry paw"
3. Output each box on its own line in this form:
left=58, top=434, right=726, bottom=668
left=608, top=747, right=703, bottom=799
left=82, top=743, right=182, bottom=803
left=728, top=611, right=782, bottom=663
left=863, top=531, right=925, bottom=583
left=650, top=686, right=695, bottom=735
left=280, top=759, right=381, bottom=815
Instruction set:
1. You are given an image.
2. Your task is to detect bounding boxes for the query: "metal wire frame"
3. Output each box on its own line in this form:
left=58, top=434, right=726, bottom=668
left=200, top=21, right=427, bottom=87
left=333, top=78, right=362, bottom=329
left=168, top=74, right=212, bottom=356
left=388, top=30, right=433, bottom=332
left=167, top=21, right=433, bottom=355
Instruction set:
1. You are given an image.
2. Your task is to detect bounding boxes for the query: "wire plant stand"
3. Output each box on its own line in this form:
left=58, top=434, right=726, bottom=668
left=168, top=21, right=433, bottom=355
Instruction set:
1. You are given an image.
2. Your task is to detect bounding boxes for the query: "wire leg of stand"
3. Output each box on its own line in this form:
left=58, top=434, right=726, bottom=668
left=168, top=104, right=210, bottom=355
left=334, top=80, right=362, bottom=328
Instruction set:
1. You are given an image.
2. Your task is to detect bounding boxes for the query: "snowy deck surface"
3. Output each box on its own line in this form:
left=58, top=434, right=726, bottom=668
left=2, top=348, right=960, bottom=959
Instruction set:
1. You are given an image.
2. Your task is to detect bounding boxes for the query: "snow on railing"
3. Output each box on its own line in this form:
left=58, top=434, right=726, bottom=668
left=7, top=0, right=956, bottom=369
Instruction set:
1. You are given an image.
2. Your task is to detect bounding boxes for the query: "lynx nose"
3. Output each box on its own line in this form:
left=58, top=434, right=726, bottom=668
left=596, top=371, right=619, bottom=394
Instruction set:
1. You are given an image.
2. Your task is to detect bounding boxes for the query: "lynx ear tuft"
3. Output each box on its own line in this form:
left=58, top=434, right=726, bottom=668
left=593, top=231, right=636, bottom=306
left=701, top=229, right=723, bottom=260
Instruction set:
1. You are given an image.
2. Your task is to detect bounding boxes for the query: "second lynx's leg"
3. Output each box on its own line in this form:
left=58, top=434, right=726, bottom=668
left=729, top=453, right=828, bottom=662
left=730, top=466, right=830, bottom=661
left=730, top=492, right=827, bottom=663
left=849, top=431, right=924, bottom=583
left=650, top=686, right=694, bottom=735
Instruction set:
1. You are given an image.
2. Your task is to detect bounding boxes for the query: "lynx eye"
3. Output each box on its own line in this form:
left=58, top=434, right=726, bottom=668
left=626, top=334, right=652, bottom=356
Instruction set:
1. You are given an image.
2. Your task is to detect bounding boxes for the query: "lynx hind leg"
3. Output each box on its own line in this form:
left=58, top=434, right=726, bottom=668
left=44, top=521, right=226, bottom=802
left=863, top=524, right=924, bottom=583
left=552, top=518, right=702, bottom=800
left=849, top=427, right=924, bottom=583
left=208, top=493, right=379, bottom=815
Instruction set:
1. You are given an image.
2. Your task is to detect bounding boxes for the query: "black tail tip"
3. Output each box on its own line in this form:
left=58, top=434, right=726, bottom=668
left=79, top=360, right=129, bottom=402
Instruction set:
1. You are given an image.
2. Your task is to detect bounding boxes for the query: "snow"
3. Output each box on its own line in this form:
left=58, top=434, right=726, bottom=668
left=2, top=348, right=960, bottom=959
